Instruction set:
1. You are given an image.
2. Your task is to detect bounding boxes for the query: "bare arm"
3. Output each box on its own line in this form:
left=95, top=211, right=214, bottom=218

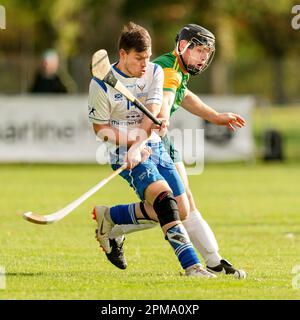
left=158, top=90, right=176, bottom=121
left=182, top=89, right=219, bottom=122
left=182, top=89, right=246, bottom=131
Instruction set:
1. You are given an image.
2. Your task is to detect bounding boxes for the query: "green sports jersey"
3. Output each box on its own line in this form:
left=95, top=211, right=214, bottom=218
left=153, top=51, right=190, bottom=116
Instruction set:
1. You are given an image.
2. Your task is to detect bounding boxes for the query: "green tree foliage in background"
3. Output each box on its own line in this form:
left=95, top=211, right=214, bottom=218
left=0, top=0, right=299, bottom=101
left=227, top=0, right=300, bottom=103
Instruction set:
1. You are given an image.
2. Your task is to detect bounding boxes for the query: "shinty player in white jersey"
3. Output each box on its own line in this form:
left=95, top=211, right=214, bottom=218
left=105, top=24, right=246, bottom=279
left=88, top=22, right=216, bottom=278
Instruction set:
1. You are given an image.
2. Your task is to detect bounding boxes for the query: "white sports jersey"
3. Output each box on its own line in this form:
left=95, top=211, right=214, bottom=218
left=88, top=62, right=163, bottom=152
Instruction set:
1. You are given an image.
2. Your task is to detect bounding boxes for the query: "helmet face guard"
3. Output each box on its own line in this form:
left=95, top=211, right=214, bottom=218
left=176, top=24, right=216, bottom=75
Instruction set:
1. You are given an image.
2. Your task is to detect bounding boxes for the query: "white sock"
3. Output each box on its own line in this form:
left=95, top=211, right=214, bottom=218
left=109, top=221, right=157, bottom=239
left=182, top=210, right=222, bottom=267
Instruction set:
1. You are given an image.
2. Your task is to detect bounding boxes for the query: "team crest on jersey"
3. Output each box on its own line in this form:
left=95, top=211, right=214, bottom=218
left=137, top=83, right=146, bottom=92
left=114, top=93, right=123, bottom=101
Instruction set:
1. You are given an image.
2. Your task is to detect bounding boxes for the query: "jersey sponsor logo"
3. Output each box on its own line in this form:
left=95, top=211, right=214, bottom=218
left=126, top=110, right=141, bottom=120
left=111, top=120, right=141, bottom=126
left=111, top=110, right=142, bottom=127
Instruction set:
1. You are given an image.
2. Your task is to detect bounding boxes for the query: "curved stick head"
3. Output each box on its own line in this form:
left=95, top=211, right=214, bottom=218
left=91, top=49, right=111, bottom=80
left=23, top=212, right=51, bottom=225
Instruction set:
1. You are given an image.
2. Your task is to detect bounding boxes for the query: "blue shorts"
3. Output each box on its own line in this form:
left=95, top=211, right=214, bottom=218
left=110, top=142, right=185, bottom=201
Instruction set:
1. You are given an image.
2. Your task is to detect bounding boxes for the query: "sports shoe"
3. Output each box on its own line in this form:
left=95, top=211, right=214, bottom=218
left=185, top=263, right=217, bottom=278
left=105, top=236, right=127, bottom=270
left=92, top=206, right=114, bottom=254
left=207, top=259, right=246, bottom=279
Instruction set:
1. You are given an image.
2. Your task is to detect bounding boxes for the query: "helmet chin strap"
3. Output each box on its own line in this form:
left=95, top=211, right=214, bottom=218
left=176, top=41, right=191, bottom=56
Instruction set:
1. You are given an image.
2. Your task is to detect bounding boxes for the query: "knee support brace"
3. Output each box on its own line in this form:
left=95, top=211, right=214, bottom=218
left=153, top=191, right=180, bottom=227
left=139, top=202, right=156, bottom=222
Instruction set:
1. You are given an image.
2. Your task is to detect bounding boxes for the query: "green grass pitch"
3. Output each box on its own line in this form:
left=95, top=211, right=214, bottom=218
left=0, top=162, right=299, bottom=300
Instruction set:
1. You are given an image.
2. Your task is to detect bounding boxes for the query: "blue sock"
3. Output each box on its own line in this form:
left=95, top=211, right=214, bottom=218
left=166, top=224, right=200, bottom=269
left=109, top=204, right=138, bottom=225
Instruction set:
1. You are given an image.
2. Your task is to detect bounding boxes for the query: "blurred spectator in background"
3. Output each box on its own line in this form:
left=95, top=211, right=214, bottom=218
left=30, top=49, right=68, bottom=93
